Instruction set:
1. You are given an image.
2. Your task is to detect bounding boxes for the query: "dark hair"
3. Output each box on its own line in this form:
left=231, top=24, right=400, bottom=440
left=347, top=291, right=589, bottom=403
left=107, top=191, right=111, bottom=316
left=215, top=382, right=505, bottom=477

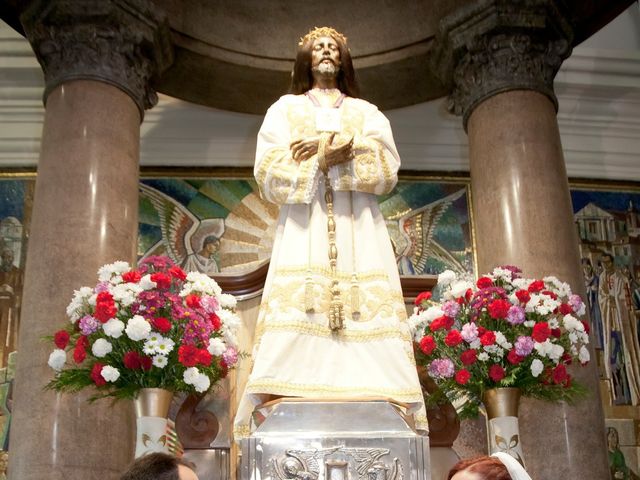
left=447, top=456, right=512, bottom=480
left=203, top=236, right=219, bottom=248
left=601, top=253, right=614, bottom=262
left=120, top=452, right=196, bottom=480
left=289, top=34, right=359, bottom=97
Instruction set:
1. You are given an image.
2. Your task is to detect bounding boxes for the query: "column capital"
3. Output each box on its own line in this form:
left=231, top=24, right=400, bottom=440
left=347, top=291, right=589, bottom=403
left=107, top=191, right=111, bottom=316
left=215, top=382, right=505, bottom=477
left=19, top=0, right=174, bottom=119
left=430, top=0, right=573, bottom=130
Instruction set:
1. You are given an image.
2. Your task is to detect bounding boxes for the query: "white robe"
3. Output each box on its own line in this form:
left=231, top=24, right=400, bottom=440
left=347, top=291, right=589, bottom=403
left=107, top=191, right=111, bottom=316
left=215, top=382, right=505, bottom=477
left=234, top=90, right=427, bottom=439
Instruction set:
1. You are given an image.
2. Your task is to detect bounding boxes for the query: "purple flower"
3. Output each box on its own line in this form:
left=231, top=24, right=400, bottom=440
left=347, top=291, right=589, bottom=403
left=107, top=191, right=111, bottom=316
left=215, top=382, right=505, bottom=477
left=222, top=346, right=238, bottom=366
left=514, top=336, right=534, bottom=356
left=500, top=265, right=522, bottom=279
left=183, top=313, right=213, bottom=344
left=442, top=300, right=460, bottom=318
left=506, top=305, right=525, bottom=325
left=428, top=358, right=455, bottom=379
left=201, top=295, right=220, bottom=313
left=94, top=282, right=110, bottom=293
left=138, top=255, right=175, bottom=274
left=568, top=294, right=584, bottom=312
left=79, top=315, right=100, bottom=335
left=461, top=322, right=479, bottom=343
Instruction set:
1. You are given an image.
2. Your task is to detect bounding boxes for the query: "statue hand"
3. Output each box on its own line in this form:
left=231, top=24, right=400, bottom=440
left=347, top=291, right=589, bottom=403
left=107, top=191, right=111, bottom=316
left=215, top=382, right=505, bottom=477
left=290, top=136, right=320, bottom=163
left=323, top=134, right=354, bottom=169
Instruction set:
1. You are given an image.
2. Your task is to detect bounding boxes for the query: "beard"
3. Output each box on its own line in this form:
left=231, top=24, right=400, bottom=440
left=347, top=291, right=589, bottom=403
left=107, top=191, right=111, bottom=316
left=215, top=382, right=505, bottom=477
left=312, top=61, right=338, bottom=78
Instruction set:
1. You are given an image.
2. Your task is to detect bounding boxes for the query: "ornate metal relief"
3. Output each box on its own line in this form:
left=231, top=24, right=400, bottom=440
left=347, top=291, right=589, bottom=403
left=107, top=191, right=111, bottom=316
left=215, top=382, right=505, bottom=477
left=271, top=447, right=403, bottom=480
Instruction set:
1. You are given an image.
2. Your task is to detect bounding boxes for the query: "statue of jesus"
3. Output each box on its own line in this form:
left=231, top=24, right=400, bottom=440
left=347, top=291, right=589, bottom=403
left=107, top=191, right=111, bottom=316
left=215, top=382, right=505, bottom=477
left=234, top=27, right=427, bottom=438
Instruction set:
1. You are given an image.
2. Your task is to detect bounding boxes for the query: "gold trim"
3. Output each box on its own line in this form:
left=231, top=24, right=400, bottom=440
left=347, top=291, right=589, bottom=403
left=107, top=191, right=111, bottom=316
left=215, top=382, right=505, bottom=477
left=255, top=320, right=413, bottom=343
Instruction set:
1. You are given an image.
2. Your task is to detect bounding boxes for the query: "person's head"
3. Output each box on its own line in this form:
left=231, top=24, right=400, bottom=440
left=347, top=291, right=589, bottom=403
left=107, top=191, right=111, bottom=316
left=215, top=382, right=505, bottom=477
left=581, top=257, right=593, bottom=273
left=120, top=452, right=198, bottom=480
left=201, top=236, right=220, bottom=256
left=601, top=253, right=615, bottom=273
left=290, top=26, right=359, bottom=97
left=448, top=456, right=512, bottom=480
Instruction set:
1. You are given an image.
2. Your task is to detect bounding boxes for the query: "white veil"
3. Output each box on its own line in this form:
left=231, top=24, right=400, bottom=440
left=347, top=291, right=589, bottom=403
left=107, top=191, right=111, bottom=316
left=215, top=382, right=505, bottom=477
left=491, top=452, right=533, bottom=480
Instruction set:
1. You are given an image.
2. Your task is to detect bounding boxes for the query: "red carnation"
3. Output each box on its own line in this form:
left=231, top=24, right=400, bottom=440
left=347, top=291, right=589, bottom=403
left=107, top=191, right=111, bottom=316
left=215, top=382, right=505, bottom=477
left=122, top=270, right=142, bottom=283
left=460, top=349, right=477, bottom=366
left=515, top=289, right=531, bottom=304
left=76, top=335, right=90, bottom=349
left=480, top=331, right=496, bottom=346
left=209, top=313, right=222, bottom=331
left=90, top=362, right=106, bottom=387
left=54, top=330, right=70, bottom=349
left=507, top=349, right=524, bottom=365
left=488, top=299, right=511, bottom=319
left=477, top=326, right=487, bottom=337
left=140, top=356, right=152, bottom=371
left=528, top=280, right=545, bottom=293
left=562, top=353, right=573, bottom=365
left=95, top=292, right=117, bottom=322
left=178, top=344, right=199, bottom=367
left=476, top=276, right=493, bottom=289
left=185, top=294, right=201, bottom=309
left=532, top=322, right=551, bottom=342
left=445, top=329, right=463, bottom=347
left=152, top=317, right=172, bottom=333
left=429, top=316, right=447, bottom=332
left=542, top=290, right=558, bottom=300
left=489, top=364, right=505, bottom=382
left=551, top=364, right=568, bottom=384
left=419, top=336, right=436, bottom=355
left=581, top=320, right=590, bottom=334
left=455, top=369, right=471, bottom=385
left=465, top=289, right=473, bottom=302
left=442, top=316, right=455, bottom=330
left=123, top=351, right=141, bottom=369
left=551, top=328, right=562, bottom=338
left=169, top=265, right=187, bottom=281
left=150, top=272, right=171, bottom=289
left=198, top=349, right=213, bottom=366
left=73, top=344, right=86, bottom=364
left=559, top=303, right=573, bottom=315
left=414, top=291, right=432, bottom=306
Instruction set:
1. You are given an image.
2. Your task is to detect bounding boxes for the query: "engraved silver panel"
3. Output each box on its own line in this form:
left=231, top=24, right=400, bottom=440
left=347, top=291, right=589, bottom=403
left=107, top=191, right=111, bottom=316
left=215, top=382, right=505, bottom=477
left=241, top=400, right=430, bottom=480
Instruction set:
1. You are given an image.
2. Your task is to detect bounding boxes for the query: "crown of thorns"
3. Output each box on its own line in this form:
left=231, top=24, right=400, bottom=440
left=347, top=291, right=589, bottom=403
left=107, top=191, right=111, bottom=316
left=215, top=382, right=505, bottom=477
left=299, top=27, right=348, bottom=46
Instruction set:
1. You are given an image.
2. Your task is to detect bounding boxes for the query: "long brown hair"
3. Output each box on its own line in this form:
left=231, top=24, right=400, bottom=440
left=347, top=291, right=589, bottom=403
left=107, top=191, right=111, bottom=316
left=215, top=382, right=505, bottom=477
left=289, top=35, right=359, bottom=97
left=447, top=456, right=512, bottom=480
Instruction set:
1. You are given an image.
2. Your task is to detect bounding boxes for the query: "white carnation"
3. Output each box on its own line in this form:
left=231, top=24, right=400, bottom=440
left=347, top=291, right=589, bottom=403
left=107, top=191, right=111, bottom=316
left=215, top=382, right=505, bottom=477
left=139, top=274, right=156, bottom=290
left=125, top=315, right=151, bottom=341
left=549, top=343, right=564, bottom=362
left=579, top=345, right=590, bottom=363
left=530, top=358, right=544, bottom=377
left=512, top=278, right=533, bottom=290
left=219, top=293, right=237, bottom=309
left=534, top=340, right=553, bottom=357
left=437, top=270, right=457, bottom=287
left=183, top=367, right=200, bottom=385
left=98, top=261, right=131, bottom=282
left=490, top=267, right=513, bottom=281
left=563, top=314, right=582, bottom=332
left=193, top=373, right=211, bottom=393
left=110, top=283, right=142, bottom=307
left=91, top=338, right=113, bottom=358
left=208, top=337, right=226, bottom=356
left=449, top=280, right=473, bottom=299
left=101, top=365, right=120, bottom=382
left=48, top=349, right=67, bottom=371
left=66, top=286, right=94, bottom=323
left=103, top=318, right=125, bottom=338
left=478, top=352, right=490, bottom=361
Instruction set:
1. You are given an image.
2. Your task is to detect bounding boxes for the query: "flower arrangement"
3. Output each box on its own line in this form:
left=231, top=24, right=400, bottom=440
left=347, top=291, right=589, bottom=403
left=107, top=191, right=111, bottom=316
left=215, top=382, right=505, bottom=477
left=411, top=266, right=591, bottom=419
left=46, top=256, right=240, bottom=400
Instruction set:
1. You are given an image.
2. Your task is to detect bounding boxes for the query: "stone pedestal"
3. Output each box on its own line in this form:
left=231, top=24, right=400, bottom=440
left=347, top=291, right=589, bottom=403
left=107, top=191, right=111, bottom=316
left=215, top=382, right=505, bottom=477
left=242, top=399, right=430, bottom=480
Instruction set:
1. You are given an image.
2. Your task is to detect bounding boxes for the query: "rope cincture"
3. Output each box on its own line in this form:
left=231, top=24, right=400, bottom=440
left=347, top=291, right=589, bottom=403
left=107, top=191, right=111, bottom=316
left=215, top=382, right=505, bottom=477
left=319, top=133, right=345, bottom=331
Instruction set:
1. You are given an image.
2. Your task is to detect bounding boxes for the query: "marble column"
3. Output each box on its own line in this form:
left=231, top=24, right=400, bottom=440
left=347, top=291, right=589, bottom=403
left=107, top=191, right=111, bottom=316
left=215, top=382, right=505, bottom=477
left=432, top=1, right=610, bottom=479
left=8, top=1, right=172, bottom=479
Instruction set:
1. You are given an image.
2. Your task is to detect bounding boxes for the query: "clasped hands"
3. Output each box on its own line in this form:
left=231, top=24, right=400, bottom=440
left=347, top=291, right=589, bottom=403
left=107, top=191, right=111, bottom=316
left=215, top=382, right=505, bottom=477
left=290, top=134, right=354, bottom=172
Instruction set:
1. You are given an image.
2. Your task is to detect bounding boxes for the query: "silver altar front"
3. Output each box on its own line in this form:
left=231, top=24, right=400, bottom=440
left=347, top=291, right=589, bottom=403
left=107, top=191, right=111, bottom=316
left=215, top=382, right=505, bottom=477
left=241, top=399, right=431, bottom=480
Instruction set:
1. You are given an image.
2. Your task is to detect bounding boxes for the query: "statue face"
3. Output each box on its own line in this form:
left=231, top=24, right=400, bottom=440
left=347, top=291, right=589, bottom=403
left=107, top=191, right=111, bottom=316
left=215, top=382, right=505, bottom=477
left=311, top=35, right=341, bottom=77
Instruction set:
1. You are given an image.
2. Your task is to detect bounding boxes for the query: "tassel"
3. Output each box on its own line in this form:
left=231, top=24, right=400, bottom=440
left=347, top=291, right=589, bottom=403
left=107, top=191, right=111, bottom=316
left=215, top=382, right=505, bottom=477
left=350, top=273, right=360, bottom=319
left=305, top=271, right=315, bottom=313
